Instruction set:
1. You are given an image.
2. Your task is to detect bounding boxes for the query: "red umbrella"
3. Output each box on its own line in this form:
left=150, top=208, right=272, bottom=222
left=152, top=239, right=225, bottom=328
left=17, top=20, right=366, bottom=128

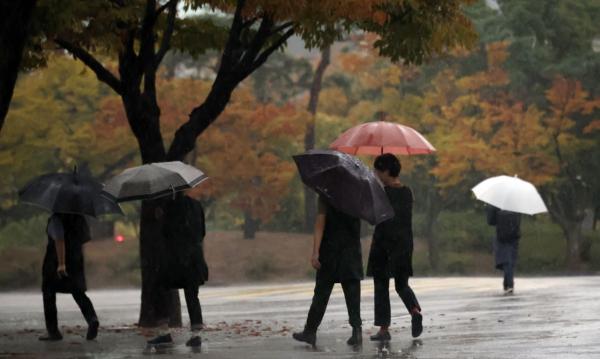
left=330, top=121, right=436, bottom=155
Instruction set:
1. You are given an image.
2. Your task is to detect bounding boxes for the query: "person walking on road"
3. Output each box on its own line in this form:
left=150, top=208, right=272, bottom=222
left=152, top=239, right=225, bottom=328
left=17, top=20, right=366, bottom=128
left=146, top=191, right=209, bottom=349
left=368, top=154, right=422, bottom=341
left=486, top=205, right=521, bottom=294
left=293, top=195, right=364, bottom=347
left=39, top=213, right=99, bottom=341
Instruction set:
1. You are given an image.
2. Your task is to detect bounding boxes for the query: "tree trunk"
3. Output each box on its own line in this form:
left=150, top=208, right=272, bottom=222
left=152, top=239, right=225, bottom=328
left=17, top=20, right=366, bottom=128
left=0, top=0, right=36, bottom=134
left=122, top=95, right=182, bottom=328
left=303, top=46, right=331, bottom=232
left=243, top=211, right=260, bottom=239
left=562, top=221, right=583, bottom=271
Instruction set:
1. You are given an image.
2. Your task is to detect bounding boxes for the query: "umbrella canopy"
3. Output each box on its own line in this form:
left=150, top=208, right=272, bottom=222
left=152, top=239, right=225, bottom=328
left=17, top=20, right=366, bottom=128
left=472, top=175, right=548, bottom=215
left=103, top=161, right=208, bottom=202
left=330, top=121, right=436, bottom=155
left=19, top=170, right=122, bottom=217
left=293, top=149, right=394, bottom=225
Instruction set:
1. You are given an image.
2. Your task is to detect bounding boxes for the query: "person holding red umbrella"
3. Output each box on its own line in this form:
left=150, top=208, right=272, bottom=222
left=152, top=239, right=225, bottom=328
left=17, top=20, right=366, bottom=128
left=368, top=154, right=422, bottom=341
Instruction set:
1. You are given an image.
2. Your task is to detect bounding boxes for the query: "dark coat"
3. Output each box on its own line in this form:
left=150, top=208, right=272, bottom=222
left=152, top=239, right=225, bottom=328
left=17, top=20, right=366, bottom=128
left=486, top=205, right=521, bottom=269
left=161, top=196, right=208, bottom=289
left=367, top=185, right=414, bottom=278
left=42, top=214, right=90, bottom=293
left=316, top=197, right=363, bottom=283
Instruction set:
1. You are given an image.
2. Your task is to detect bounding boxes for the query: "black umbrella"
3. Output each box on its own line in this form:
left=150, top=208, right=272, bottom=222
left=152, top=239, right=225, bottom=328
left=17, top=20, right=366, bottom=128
left=293, top=149, right=394, bottom=225
left=19, top=168, right=122, bottom=217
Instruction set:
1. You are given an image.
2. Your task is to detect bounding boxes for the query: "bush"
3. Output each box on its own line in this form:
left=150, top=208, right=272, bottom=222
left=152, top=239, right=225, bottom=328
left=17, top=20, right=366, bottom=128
left=0, top=215, right=47, bottom=251
left=245, top=256, right=279, bottom=281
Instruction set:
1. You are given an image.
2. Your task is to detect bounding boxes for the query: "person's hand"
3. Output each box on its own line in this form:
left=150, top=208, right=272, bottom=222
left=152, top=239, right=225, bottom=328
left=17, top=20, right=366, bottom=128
left=311, top=253, right=321, bottom=270
left=57, top=264, right=68, bottom=278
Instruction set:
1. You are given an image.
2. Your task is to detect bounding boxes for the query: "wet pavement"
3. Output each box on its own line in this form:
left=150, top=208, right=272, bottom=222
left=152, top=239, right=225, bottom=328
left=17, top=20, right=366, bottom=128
left=1, top=276, right=599, bottom=358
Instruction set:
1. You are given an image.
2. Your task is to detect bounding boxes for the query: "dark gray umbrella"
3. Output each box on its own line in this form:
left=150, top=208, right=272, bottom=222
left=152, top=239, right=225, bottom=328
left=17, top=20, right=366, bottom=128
left=293, top=149, right=394, bottom=225
left=19, top=169, right=122, bottom=217
left=102, top=161, right=208, bottom=202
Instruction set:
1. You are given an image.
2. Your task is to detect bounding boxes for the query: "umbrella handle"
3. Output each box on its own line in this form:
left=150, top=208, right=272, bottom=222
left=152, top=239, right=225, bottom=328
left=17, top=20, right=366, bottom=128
left=170, top=184, right=175, bottom=200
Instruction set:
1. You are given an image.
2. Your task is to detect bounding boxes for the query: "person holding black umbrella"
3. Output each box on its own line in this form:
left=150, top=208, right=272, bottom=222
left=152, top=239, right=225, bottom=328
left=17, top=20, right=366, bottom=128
left=292, top=150, right=394, bottom=347
left=39, top=213, right=99, bottom=341
left=367, top=154, right=422, bottom=341
left=292, top=195, right=363, bottom=347
left=19, top=168, right=122, bottom=342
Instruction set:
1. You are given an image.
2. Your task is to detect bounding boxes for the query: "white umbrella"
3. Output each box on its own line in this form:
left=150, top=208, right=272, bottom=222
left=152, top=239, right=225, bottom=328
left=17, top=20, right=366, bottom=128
left=471, top=175, right=548, bottom=215
left=102, top=161, right=208, bottom=202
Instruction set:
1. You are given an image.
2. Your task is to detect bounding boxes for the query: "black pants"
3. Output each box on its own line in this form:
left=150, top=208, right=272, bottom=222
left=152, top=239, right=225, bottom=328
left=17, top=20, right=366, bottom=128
left=305, top=278, right=362, bottom=332
left=373, top=275, right=420, bottom=327
left=184, top=286, right=203, bottom=330
left=43, top=290, right=97, bottom=334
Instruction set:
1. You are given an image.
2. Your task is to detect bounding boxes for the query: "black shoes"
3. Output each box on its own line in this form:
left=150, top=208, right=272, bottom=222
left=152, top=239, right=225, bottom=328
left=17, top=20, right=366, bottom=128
left=411, top=312, right=423, bottom=338
left=86, top=319, right=99, bottom=340
left=185, top=335, right=202, bottom=348
left=147, top=333, right=174, bottom=347
left=370, top=330, right=391, bottom=341
left=346, top=327, right=362, bottom=346
left=292, top=330, right=316, bottom=346
left=39, top=332, right=63, bottom=341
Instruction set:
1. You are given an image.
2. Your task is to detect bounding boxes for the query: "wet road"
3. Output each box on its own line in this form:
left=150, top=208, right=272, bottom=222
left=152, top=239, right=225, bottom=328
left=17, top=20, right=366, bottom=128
left=1, top=277, right=599, bottom=358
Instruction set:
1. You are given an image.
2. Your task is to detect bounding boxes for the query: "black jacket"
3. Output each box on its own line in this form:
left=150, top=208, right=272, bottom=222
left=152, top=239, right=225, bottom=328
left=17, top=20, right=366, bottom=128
left=316, top=197, right=363, bottom=283
left=42, top=214, right=90, bottom=293
left=367, top=185, right=414, bottom=278
left=161, top=196, right=208, bottom=289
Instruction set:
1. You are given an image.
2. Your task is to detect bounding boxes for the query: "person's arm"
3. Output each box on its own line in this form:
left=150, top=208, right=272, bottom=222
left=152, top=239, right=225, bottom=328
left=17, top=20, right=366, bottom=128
left=311, top=199, right=327, bottom=270
left=48, top=215, right=67, bottom=277
left=56, top=238, right=67, bottom=278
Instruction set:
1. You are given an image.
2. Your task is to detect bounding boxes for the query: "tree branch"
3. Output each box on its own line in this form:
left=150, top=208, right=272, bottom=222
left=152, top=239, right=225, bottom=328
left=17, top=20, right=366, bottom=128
left=219, top=0, right=246, bottom=71
left=55, top=38, right=123, bottom=95
left=239, top=16, right=273, bottom=69
left=248, top=27, right=295, bottom=74
left=155, top=0, right=178, bottom=67
left=155, top=0, right=172, bottom=16
left=269, top=21, right=294, bottom=37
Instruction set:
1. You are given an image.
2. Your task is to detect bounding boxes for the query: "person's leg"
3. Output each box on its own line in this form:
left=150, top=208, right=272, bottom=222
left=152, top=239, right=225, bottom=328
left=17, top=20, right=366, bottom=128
left=394, top=275, right=422, bottom=338
left=72, top=291, right=99, bottom=340
left=370, top=276, right=392, bottom=341
left=341, top=280, right=362, bottom=345
left=503, top=262, right=514, bottom=292
left=40, top=290, right=62, bottom=340
left=293, top=277, right=335, bottom=345
left=184, top=286, right=203, bottom=347
left=394, top=275, right=420, bottom=314
left=305, top=277, right=335, bottom=332
left=373, top=276, right=391, bottom=328
left=184, top=286, right=203, bottom=330
left=147, top=288, right=174, bottom=347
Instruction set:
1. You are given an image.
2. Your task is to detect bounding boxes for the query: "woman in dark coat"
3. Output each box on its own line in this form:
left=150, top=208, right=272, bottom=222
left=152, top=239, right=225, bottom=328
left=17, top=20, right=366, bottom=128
left=147, top=191, right=208, bottom=348
left=293, top=196, right=363, bottom=347
left=367, top=154, right=422, bottom=341
left=486, top=205, right=521, bottom=294
left=40, top=213, right=98, bottom=341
